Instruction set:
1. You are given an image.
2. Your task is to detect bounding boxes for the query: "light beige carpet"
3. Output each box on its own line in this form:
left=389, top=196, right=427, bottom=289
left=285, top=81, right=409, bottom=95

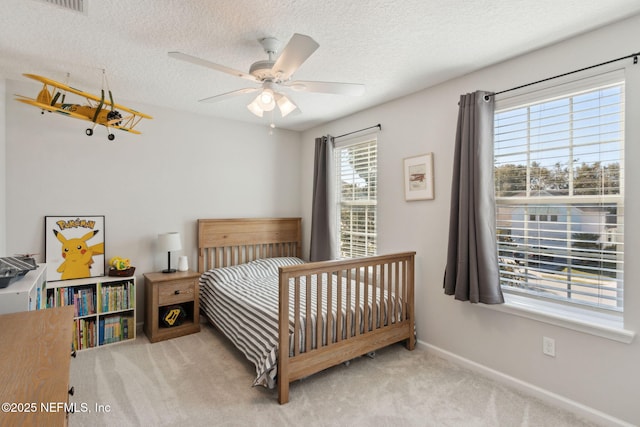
left=68, top=322, right=597, bottom=426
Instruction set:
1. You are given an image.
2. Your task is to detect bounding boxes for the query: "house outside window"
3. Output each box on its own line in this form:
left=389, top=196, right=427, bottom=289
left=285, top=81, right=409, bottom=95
left=335, top=136, right=377, bottom=258
left=494, top=70, right=624, bottom=312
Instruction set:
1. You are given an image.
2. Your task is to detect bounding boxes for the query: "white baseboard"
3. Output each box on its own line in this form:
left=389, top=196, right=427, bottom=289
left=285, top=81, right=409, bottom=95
left=417, top=340, right=633, bottom=427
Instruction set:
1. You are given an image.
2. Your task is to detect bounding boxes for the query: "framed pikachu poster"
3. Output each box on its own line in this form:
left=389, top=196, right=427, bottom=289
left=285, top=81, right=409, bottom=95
left=45, top=215, right=105, bottom=281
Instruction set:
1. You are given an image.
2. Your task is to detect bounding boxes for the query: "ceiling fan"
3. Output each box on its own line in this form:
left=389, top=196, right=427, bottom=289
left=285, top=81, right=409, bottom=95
left=168, top=33, right=365, bottom=118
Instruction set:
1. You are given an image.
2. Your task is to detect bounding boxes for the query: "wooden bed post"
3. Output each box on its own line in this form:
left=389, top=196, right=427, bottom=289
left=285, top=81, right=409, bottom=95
left=277, top=269, right=290, bottom=404
left=197, top=247, right=204, bottom=273
left=406, top=253, right=416, bottom=350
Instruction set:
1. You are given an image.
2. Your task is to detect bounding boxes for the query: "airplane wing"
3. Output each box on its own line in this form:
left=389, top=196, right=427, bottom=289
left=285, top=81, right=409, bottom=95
left=23, top=73, right=101, bottom=103
left=110, top=125, right=142, bottom=135
left=112, top=105, right=153, bottom=119
left=22, top=74, right=153, bottom=120
left=110, top=111, right=147, bottom=134
left=15, top=97, right=92, bottom=122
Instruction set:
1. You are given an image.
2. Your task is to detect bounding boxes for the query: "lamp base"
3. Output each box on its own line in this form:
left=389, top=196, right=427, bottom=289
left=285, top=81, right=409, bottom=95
left=162, top=268, right=176, bottom=274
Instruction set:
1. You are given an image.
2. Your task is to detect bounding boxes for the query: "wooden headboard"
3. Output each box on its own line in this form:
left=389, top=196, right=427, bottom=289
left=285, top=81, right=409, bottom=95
left=197, top=218, right=302, bottom=273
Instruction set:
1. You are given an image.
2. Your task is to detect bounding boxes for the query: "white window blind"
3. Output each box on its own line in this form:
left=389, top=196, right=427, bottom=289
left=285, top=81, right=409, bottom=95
left=335, top=138, right=377, bottom=258
left=494, top=72, right=625, bottom=312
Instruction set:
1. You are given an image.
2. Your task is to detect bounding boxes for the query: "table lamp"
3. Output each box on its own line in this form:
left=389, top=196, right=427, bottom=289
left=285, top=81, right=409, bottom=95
left=158, top=232, right=182, bottom=273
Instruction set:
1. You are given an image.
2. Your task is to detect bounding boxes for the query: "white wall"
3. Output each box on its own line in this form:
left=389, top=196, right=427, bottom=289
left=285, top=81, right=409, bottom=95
left=301, top=15, right=640, bottom=426
left=4, top=79, right=302, bottom=314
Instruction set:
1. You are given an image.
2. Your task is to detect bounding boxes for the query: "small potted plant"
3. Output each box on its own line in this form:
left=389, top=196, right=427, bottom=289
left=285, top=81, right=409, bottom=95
left=108, top=256, right=135, bottom=277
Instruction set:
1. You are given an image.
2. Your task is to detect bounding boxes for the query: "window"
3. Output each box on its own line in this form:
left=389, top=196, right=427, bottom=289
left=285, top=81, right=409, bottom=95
left=335, top=137, right=377, bottom=258
left=494, top=71, right=624, bottom=312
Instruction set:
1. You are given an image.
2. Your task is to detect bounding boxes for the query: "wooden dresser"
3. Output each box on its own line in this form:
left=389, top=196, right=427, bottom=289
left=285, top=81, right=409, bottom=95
left=0, top=306, right=75, bottom=427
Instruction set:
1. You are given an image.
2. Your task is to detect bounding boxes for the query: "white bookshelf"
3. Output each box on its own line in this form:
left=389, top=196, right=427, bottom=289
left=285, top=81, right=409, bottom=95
left=46, top=274, right=136, bottom=351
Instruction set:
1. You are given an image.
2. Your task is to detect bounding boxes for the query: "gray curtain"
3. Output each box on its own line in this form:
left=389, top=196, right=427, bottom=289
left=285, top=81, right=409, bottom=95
left=310, top=135, right=335, bottom=261
left=444, top=91, right=504, bottom=304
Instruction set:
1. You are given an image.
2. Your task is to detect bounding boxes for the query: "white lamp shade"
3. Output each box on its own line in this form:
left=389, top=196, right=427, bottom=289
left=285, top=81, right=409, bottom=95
left=158, top=232, right=182, bottom=252
left=276, top=93, right=298, bottom=117
left=247, top=97, right=264, bottom=117
left=258, top=88, right=275, bottom=111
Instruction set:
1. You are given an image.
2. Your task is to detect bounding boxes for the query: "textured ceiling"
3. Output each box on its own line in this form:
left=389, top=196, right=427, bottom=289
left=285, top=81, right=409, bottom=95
left=1, top=0, right=640, bottom=131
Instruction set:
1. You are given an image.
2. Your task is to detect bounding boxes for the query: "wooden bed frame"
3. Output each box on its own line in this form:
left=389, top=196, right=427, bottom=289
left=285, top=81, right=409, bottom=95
left=198, top=217, right=415, bottom=404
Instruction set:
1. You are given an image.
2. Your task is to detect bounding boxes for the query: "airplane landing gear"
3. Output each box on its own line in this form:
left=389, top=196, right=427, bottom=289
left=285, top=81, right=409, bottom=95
left=108, top=134, right=115, bottom=141
left=86, top=128, right=93, bottom=136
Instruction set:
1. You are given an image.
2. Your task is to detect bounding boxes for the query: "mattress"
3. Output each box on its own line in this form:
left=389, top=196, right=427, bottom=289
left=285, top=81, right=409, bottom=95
left=199, top=257, right=401, bottom=388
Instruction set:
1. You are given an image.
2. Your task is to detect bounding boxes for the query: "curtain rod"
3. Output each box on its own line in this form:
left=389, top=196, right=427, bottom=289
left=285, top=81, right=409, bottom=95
left=485, top=51, right=639, bottom=100
left=334, top=123, right=381, bottom=140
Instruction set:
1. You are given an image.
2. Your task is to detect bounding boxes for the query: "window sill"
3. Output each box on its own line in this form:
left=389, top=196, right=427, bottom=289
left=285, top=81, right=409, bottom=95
left=480, top=293, right=635, bottom=344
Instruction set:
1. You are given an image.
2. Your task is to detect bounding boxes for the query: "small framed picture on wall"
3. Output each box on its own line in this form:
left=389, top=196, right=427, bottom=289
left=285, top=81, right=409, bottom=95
left=45, top=215, right=105, bottom=281
left=403, top=153, right=434, bottom=201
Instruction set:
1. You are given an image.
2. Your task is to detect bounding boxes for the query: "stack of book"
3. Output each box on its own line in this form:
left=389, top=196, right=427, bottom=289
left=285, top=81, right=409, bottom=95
left=73, top=318, right=96, bottom=350
left=51, top=286, right=96, bottom=317
left=100, top=281, right=134, bottom=312
left=99, top=315, right=134, bottom=345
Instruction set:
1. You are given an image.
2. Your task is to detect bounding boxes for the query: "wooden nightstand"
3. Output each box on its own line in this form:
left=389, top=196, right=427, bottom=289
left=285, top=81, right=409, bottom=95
left=143, top=270, right=200, bottom=343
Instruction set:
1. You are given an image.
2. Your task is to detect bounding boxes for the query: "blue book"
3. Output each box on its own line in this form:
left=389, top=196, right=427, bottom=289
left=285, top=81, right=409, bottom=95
left=100, top=318, right=105, bottom=345
left=122, top=317, right=128, bottom=340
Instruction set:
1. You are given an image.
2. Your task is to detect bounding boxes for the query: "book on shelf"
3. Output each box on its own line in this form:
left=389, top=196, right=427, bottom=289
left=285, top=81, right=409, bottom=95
left=74, top=318, right=97, bottom=350
left=53, top=286, right=96, bottom=316
left=99, top=314, right=134, bottom=345
left=100, top=280, right=134, bottom=313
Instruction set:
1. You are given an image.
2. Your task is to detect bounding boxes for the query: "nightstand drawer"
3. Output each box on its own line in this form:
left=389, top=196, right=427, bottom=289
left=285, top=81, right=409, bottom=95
left=158, top=279, right=196, bottom=305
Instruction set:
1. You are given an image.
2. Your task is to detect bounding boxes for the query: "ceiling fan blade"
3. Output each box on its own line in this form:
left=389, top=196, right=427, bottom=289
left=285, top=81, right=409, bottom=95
left=168, top=51, right=258, bottom=82
left=198, top=87, right=259, bottom=103
left=271, top=34, right=319, bottom=81
left=285, top=80, right=365, bottom=96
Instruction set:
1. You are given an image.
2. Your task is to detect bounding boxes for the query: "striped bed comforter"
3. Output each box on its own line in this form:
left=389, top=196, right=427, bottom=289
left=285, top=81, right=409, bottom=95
left=199, top=257, right=401, bottom=389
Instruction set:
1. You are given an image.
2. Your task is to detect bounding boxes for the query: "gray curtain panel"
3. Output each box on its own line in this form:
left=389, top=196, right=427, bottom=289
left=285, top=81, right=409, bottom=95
left=444, top=91, right=504, bottom=304
left=310, top=135, right=335, bottom=261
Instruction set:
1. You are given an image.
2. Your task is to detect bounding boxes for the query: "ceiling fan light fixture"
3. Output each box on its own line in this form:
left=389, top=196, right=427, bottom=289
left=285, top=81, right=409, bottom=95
left=247, top=98, right=264, bottom=117
left=276, top=93, right=298, bottom=117
left=257, top=88, right=276, bottom=111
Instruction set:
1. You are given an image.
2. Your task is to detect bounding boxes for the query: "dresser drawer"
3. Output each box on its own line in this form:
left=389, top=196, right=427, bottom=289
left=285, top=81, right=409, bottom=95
left=158, top=279, right=196, bottom=305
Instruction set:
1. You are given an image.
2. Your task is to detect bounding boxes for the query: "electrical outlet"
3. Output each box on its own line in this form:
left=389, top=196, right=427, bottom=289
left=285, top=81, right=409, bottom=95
left=543, top=336, right=556, bottom=357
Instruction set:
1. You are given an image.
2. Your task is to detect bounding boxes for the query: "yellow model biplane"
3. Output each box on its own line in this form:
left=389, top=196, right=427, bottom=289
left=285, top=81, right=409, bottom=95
left=15, top=73, right=152, bottom=140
